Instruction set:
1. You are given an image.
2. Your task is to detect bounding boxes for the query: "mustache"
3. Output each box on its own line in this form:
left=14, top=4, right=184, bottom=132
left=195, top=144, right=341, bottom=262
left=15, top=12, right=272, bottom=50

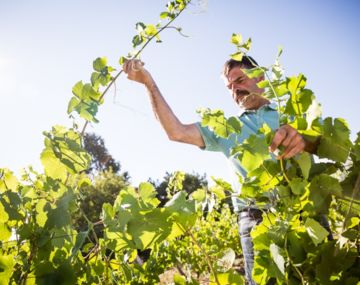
left=233, top=90, right=250, bottom=103
left=235, top=89, right=250, bottom=96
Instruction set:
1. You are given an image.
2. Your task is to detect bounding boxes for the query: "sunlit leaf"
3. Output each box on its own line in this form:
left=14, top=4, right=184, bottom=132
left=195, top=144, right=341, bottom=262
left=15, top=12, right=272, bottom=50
left=230, top=51, right=243, bottom=61
left=235, top=135, right=271, bottom=173
left=230, top=33, right=242, bottom=45
left=217, top=248, right=236, bottom=270
left=0, top=223, right=11, bottom=241
left=305, top=218, right=329, bottom=245
left=145, top=24, right=158, bottom=36
left=295, top=152, right=312, bottom=179
left=269, top=243, right=285, bottom=276
left=317, top=117, right=352, bottom=163
left=93, top=57, right=107, bottom=72
left=0, top=255, right=15, bottom=285
left=0, top=168, right=18, bottom=193
left=191, top=188, right=206, bottom=202
left=210, top=270, right=244, bottom=285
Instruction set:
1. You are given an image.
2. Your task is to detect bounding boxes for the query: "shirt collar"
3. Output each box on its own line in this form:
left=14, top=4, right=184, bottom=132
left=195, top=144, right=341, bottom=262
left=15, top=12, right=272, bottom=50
left=238, top=102, right=278, bottom=116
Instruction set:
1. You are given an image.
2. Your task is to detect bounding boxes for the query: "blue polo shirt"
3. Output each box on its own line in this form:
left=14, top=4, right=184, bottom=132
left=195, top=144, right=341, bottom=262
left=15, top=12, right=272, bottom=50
left=196, top=103, right=279, bottom=212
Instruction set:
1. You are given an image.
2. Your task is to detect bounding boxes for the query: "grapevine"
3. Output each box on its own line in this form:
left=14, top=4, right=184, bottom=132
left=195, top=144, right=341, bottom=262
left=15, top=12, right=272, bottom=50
left=1, top=1, right=359, bottom=285
left=198, top=33, right=360, bottom=284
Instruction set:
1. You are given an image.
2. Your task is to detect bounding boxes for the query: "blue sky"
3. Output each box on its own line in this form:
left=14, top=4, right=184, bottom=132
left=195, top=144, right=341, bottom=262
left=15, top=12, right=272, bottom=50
left=1, top=0, right=359, bottom=185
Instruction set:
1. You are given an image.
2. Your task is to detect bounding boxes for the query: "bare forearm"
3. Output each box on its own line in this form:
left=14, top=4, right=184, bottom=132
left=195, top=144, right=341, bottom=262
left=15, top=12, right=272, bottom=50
left=123, top=59, right=204, bottom=147
left=144, top=77, right=184, bottom=140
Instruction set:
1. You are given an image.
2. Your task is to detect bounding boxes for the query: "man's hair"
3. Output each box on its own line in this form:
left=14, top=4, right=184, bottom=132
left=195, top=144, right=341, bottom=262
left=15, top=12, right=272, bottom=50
left=222, top=55, right=259, bottom=78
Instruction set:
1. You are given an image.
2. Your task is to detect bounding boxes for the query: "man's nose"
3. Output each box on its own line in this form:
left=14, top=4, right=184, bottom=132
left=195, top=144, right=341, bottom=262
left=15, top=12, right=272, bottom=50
left=231, top=86, right=237, bottom=98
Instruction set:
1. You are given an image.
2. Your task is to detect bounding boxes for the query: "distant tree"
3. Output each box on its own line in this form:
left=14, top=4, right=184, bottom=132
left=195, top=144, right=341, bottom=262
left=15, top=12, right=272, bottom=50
left=83, top=132, right=126, bottom=176
left=149, top=171, right=208, bottom=206
left=74, top=132, right=130, bottom=239
left=73, top=170, right=130, bottom=238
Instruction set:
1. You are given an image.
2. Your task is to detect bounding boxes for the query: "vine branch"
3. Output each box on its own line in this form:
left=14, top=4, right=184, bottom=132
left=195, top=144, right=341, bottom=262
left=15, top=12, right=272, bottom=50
left=80, top=2, right=190, bottom=137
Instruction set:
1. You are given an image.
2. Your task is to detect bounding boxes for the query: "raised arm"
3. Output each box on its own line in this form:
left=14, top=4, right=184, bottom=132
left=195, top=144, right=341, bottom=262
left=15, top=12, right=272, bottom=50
left=123, top=59, right=205, bottom=148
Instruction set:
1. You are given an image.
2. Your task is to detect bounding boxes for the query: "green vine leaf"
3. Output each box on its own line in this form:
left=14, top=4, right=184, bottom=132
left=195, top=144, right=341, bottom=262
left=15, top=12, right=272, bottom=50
left=294, top=152, right=312, bottom=180
left=198, top=108, right=242, bottom=138
left=269, top=243, right=286, bottom=276
left=234, top=135, right=271, bottom=173
left=243, top=66, right=266, bottom=79
left=145, top=24, right=158, bottom=36
left=309, top=174, right=343, bottom=213
left=0, top=223, right=11, bottom=241
left=230, top=51, right=243, bottom=61
left=93, top=57, right=107, bottom=72
left=289, top=178, right=308, bottom=195
left=210, top=270, right=244, bottom=285
left=317, top=117, right=352, bottom=163
left=45, top=190, right=75, bottom=229
left=0, top=168, right=18, bottom=193
left=0, top=203, right=9, bottom=223
left=41, top=126, right=91, bottom=180
left=305, top=218, right=329, bottom=246
left=230, top=33, right=242, bottom=45
left=0, top=255, right=15, bottom=285
left=352, top=131, right=360, bottom=161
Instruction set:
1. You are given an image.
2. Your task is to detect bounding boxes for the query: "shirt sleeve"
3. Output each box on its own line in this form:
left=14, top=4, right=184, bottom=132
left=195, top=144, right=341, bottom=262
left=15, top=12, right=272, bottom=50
left=195, top=122, right=221, bottom=152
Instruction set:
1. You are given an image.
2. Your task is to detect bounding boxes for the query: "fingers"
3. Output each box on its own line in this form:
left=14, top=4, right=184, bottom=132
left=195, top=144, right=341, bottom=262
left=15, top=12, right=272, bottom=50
left=122, top=59, right=150, bottom=85
left=122, top=59, right=130, bottom=73
left=270, top=125, right=306, bottom=159
left=122, top=59, right=144, bottom=74
left=280, top=134, right=305, bottom=159
left=269, top=126, right=287, bottom=152
left=131, top=59, right=144, bottom=71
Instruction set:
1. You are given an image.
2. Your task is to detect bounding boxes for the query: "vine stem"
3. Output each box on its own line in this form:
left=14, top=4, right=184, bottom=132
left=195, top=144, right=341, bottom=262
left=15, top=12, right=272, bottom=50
left=80, top=2, right=191, bottom=137
left=188, top=230, right=221, bottom=285
left=84, top=244, right=99, bottom=261
left=337, top=196, right=360, bottom=206
left=284, top=235, right=305, bottom=285
left=263, top=70, right=283, bottom=127
left=176, top=222, right=221, bottom=285
left=280, top=158, right=291, bottom=184
left=19, top=240, right=36, bottom=285
left=245, top=55, right=283, bottom=127
left=80, top=207, right=99, bottom=245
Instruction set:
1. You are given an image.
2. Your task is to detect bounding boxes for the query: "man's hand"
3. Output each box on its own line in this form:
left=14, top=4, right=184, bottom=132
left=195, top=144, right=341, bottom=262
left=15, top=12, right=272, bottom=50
left=122, top=59, right=153, bottom=86
left=269, top=125, right=308, bottom=159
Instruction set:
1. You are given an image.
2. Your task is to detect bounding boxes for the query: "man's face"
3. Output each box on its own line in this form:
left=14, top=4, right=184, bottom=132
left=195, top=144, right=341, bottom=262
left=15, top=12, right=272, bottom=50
left=224, top=66, right=265, bottom=110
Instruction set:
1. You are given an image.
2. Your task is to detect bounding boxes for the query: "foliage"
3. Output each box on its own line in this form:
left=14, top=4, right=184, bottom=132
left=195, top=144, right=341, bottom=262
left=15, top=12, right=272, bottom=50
left=72, top=170, right=130, bottom=238
left=197, top=34, right=360, bottom=284
left=73, top=132, right=130, bottom=242
left=99, top=178, right=243, bottom=284
left=1, top=1, right=360, bottom=285
left=1, top=1, right=219, bottom=284
left=149, top=171, right=208, bottom=206
left=154, top=204, right=243, bottom=283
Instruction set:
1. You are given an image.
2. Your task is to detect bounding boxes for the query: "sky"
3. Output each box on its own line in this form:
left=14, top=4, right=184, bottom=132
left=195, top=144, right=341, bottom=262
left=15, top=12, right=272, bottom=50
left=1, top=0, right=360, bottom=186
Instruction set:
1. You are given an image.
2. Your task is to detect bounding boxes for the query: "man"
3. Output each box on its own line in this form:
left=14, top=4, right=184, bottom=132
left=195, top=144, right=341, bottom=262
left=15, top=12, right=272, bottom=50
left=123, top=57, right=318, bottom=284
